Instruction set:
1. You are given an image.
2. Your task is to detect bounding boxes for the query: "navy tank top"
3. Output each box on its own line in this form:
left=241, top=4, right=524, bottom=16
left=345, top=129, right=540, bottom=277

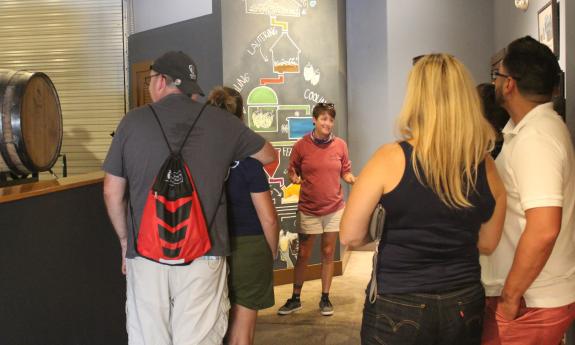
left=377, top=141, right=495, bottom=294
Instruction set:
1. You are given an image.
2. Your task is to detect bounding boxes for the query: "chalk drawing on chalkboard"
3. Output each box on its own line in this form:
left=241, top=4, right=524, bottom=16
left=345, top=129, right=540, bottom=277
left=245, top=0, right=307, bottom=17
left=264, top=148, right=287, bottom=186
left=247, top=86, right=279, bottom=132
left=247, top=85, right=279, bottom=105
left=287, top=116, right=314, bottom=139
left=270, top=184, right=284, bottom=200
left=265, top=149, right=287, bottom=194
left=250, top=108, right=277, bottom=131
left=277, top=206, right=298, bottom=224
left=279, top=229, right=298, bottom=268
left=278, top=104, right=310, bottom=114
left=260, top=74, right=285, bottom=85
left=303, top=62, right=320, bottom=85
left=270, top=17, right=289, bottom=31
left=281, top=183, right=300, bottom=204
left=264, top=148, right=281, bottom=177
left=270, top=31, right=301, bottom=74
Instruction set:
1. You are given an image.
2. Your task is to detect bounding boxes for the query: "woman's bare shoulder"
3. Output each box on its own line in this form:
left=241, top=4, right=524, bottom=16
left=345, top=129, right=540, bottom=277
left=367, top=142, right=406, bottom=193
left=373, top=141, right=404, bottom=163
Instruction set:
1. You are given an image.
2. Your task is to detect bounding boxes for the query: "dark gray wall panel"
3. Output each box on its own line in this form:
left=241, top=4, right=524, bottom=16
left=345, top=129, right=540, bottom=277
left=0, top=184, right=126, bottom=345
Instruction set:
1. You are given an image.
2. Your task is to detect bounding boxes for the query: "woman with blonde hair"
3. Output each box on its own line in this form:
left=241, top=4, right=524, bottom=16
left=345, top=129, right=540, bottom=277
left=340, top=54, right=506, bottom=345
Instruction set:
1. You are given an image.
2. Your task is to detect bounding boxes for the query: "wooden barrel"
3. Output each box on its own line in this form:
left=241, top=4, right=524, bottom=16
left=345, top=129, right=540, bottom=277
left=0, top=69, right=62, bottom=175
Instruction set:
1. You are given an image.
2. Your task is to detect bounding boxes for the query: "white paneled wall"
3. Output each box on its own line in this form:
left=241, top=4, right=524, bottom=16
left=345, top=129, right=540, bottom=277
left=0, top=0, right=126, bottom=176
left=129, top=0, right=211, bottom=34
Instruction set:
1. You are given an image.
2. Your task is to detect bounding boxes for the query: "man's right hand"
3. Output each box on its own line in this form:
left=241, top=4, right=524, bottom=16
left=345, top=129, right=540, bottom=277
left=103, top=173, right=130, bottom=275
left=496, top=295, right=521, bottom=321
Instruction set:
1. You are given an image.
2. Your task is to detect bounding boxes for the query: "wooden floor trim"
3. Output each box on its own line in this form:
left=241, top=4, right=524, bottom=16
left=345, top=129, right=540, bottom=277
left=273, top=261, right=342, bottom=286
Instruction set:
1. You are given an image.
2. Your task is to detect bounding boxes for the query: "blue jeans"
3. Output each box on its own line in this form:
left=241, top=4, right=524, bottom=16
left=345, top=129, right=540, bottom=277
left=361, top=283, right=485, bottom=345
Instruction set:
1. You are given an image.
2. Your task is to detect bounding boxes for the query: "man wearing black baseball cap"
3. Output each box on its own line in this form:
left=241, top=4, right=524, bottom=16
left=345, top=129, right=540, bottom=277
left=103, top=50, right=276, bottom=344
left=150, top=50, right=205, bottom=97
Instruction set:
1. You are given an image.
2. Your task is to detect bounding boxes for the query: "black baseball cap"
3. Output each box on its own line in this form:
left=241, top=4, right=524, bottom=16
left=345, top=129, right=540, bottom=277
left=151, top=51, right=205, bottom=96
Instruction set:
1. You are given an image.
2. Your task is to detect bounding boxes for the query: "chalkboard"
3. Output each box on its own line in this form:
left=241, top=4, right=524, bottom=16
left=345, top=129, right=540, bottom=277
left=222, top=0, right=345, bottom=269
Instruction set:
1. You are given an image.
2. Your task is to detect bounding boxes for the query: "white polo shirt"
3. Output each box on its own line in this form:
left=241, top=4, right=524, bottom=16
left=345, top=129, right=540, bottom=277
left=480, top=102, right=575, bottom=308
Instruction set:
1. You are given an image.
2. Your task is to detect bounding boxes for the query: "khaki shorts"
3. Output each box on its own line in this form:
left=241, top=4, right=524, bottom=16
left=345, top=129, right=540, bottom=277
left=297, top=208, right=344, bottom=235
left=126, top=256, right=229, bottom=345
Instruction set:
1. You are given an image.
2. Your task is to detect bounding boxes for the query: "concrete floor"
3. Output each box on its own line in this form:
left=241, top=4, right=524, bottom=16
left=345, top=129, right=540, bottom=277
left=254, top=251, right=373, bottom=345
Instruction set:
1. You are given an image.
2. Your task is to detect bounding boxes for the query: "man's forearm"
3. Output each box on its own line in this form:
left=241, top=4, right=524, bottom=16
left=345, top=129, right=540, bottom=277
left=502, top=237, right=554, bottom=301
left=251, top=141, right=276, bottom=165
left=103, top=174, right=129, bottom=243
left=502, top=222, right=559, bottom=302
left=104, top=196, right=129, bottom=242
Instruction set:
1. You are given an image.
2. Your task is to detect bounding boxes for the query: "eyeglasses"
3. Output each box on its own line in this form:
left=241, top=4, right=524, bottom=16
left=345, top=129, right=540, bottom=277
left=144, top=73, right=161, bottom=86
left=491, top=70, right=520, bottom=81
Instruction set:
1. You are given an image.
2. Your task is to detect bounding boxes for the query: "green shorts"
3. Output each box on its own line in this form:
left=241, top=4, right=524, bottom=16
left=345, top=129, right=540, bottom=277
left=227, top=235, right=275, bottom=310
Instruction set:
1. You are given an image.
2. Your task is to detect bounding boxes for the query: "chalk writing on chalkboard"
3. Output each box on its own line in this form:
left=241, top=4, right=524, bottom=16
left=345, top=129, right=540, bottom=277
left=246, top=27, right=278, bottom=61
left=232, top=73, right=250, bottom=92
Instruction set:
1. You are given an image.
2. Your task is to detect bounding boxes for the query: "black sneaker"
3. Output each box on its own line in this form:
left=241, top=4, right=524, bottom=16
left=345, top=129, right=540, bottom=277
left=319, top=297, right=334, bottom=316
left=277, top=298, right=302, bottom=315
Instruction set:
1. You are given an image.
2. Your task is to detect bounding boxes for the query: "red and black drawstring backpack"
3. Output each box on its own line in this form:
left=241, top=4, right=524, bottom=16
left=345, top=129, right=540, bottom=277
left=130, top=103, right=214, bottom=265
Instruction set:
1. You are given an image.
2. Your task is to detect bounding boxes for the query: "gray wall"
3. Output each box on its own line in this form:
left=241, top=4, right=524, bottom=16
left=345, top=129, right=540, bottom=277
left=346, top=0, right=388, bottom=171
left=494, top=0, right=564, bottom=65
left=128, top=0, right=222, bottom=104
left=494, top=0, right=575, bottom=142
left=346, top=0, right=494, bottom=171
left=493, top=0, right=548, bottom=53
left=130, top=0, right=212, bottom=34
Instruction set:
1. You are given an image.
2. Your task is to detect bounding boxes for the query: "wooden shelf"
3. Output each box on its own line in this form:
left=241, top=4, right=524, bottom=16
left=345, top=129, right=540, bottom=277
left=0, top=171, right=104, bottom=203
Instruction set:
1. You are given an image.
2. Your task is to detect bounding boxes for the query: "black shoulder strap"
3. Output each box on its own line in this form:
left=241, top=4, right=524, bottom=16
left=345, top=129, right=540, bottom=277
left=177, top=103, right=209, bottom=155
left=148, top=102, right=209, bottom=155
left=128, top=102, right=223, bottom=255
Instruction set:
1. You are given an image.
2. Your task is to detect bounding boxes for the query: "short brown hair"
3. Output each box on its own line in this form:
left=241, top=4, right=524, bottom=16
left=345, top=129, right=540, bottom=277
left=207, top=86, right=243, bottom=119
left=312, top=102, right=336, bottom=119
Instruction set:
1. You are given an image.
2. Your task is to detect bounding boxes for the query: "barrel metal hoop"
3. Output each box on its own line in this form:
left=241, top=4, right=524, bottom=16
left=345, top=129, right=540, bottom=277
left=0, top=71, right=26, bottom=175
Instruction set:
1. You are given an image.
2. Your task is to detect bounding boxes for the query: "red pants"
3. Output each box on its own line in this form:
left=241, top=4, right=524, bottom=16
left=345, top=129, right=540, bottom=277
left=482, top=297, right=575, bottom=345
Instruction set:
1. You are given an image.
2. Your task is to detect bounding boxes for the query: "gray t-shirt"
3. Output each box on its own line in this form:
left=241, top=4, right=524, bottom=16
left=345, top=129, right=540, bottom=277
left=103, top=93, right=266, bottom=258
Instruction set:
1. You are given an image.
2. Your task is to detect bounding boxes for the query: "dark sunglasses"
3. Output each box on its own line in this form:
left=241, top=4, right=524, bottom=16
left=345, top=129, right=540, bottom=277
left=316, top=102, right=335, bottom=108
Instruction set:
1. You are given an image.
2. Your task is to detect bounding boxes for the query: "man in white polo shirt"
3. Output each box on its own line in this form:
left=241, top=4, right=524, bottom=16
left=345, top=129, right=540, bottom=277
left=480, top=36, right=575, bottom=345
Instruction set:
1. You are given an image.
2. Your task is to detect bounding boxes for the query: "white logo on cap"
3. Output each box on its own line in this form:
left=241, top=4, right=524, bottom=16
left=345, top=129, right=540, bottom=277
left=188, top=65, right=196, bottom=80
